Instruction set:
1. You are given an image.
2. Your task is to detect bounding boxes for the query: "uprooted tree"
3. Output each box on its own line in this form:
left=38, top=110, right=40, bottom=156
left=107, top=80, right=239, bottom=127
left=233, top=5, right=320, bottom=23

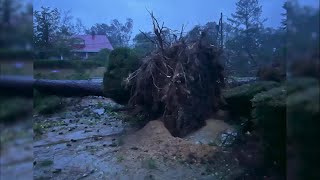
left=122, top=12, right=226, bottom=137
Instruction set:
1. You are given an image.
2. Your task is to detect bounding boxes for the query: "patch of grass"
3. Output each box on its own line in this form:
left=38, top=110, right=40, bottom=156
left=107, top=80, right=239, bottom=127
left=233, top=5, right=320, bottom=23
left=208, top=141, right=218, bottom=146
left=97, top=101, right=103, bottom=108
left=33, top=121, right=65, bottom=137
left=34, top=91, right=64, bottom=115
left=82, top=108, right=91, bottom=116
left=176, top=157, right=185, bottom=165
left=34, top=69, right=90, bottom=80
left=142, top=158, right=157, bottom=169
left=103, top=105, right=120, bottom=114
left=88, top=147, right=97, bottom=154
left=116, top=156, right=124, bottom=162
left=109, top=137, right=124, bottom=147
left=38, top=160, right=53, bottom=167
left=33, top=123, right=44, bottom=136
left=67, top=72, right=90, bottom=80
left=34, top=60, right=104, bottom=69
left=121, top=113, right=149, bottom=128
left=116, top=137, right=124, bottom=146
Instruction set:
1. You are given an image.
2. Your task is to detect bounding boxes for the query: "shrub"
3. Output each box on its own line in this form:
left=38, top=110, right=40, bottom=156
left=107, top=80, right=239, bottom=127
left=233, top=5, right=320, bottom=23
left=34, top=90, right=64, bottom=115
left=251, top=86, right=287, bottom=172
left=256, top=64, right=285, bottom=82
left=103, top=47, right=141, bottom=104
left=287, top=86, right=319, bottom=179
left=223, top=81, right=280, bottom=118
left=251, top=79, right=319, bottom=178
left=91, top=48, right=111, bottom=64
left=286, top=77, right=319, bottom=94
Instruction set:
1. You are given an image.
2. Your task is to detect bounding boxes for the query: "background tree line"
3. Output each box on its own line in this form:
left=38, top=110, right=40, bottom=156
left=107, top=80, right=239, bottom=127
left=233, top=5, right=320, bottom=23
left=32, top=0, right=319, bottom=76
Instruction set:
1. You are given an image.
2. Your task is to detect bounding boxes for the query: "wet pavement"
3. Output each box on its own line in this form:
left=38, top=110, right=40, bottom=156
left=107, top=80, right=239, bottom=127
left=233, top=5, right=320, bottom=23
left=30, top=96, right=243, bottom=179
left=33, top=96, right=131, bottom=179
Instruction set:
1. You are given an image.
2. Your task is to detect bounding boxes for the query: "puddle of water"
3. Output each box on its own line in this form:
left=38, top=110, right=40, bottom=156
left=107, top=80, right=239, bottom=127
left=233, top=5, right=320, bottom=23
left=216, top=129, right=238, bottom=147
left=184, top=119, right=235, bottom=145
left=92, top=108, right=105, bottom=115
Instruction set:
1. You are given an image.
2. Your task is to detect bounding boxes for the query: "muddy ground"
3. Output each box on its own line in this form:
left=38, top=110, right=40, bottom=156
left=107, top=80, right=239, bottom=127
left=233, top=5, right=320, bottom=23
left=2, top=96, right=245, bottom=180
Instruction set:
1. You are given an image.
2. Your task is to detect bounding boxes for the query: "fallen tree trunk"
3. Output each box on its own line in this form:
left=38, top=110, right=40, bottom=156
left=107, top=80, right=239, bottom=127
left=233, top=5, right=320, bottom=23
left=0, top=76, right=104, bottom=97
left=0, top=75, right=257, bottom=99
left=34, top=79, right=103, bottom=97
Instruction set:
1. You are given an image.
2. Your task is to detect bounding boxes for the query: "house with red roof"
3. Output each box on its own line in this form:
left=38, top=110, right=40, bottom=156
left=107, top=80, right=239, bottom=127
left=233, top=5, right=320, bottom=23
left=72, top=34, right=113, bottom=59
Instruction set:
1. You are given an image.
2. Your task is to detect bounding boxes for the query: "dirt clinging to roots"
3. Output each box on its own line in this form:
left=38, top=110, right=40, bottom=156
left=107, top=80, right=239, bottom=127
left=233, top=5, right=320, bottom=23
left=126, top=40, right=225, bottom=137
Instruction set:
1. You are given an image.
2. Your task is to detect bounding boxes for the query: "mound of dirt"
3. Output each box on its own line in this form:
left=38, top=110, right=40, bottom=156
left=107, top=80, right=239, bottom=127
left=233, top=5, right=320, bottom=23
left=121, top=120, right=217, bottom=163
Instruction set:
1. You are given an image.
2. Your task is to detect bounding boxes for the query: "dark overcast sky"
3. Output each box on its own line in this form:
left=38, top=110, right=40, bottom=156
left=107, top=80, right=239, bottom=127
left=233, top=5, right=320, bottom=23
left=33, top=0, right=319, bottom=35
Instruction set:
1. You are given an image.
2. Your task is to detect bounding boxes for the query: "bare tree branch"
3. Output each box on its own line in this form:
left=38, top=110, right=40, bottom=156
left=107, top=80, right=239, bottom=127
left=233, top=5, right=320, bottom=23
left=146, top=10, right=165, bottom=54
left=179, top=24, right=185, bottom=40
left=139, top=30, right=156, bottom=44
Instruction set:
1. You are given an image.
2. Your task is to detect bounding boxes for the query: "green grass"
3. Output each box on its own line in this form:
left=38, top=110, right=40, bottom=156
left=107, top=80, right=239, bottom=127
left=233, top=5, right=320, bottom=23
left=34, top=66, right=105, bottom=80
left=38, top=160, right=54, bottom=167
left=34, top=60, right=105, bottom=69
left=142, top=158, right=157, bottom=169
left=110, top=137, right=124, bottom=147
left=33, top=121, right=65, bottom=137
left=117, top=137, right=124, bottom=146
left=116, top=156, right=125, bottom=162
left=33, top=123, right=44, bottom=136
left=120, top=112, right=149, bottom=128
left=97, top=101, right=103, bottom=108
left=34, top=95, right=63, bottom=115
left=208, top=141, right=218, bottom=146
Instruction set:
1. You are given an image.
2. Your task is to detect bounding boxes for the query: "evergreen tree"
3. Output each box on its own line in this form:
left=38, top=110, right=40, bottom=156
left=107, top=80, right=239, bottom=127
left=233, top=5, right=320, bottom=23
left=227, top=0, right=266, bottom=65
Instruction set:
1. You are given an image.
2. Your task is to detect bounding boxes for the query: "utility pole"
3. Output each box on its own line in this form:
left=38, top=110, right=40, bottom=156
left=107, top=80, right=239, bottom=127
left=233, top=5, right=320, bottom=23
left=219, top=12, right=224, bottom=49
